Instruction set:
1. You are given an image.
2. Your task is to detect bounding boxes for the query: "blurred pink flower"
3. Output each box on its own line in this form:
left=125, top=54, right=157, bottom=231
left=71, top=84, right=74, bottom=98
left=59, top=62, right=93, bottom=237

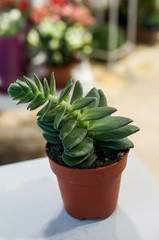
left=71, top=6, right=95, bottom=25
left=31, top=6, right=51, bottom=23
left=31, top=1, right=95, bottom=26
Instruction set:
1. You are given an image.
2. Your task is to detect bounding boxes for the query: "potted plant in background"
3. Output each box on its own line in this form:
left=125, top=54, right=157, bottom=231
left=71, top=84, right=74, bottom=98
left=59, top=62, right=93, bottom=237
left=119, top=0, right=159, bottom=44
left=8, top=73, right=139, bottom=220
left=27, top=0, right=94, bottom=88
left=0, top=0, right=31, bottom=93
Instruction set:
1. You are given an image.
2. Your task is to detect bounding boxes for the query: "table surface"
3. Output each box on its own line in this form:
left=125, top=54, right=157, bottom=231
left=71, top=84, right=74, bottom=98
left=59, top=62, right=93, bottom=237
left=0, top=151, right=159, bottom=240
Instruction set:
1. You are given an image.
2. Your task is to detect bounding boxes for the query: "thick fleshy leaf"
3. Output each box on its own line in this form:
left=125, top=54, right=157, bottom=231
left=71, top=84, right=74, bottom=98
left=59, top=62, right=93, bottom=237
left=63, top=151, right=91, bottom=166
left=59, top=117, right=77, bottom=140
left=27, top=93, right=45, bottom=110
left=34, top=74, right=43, bottom=92
left=92, top=125, right=140, bottom=141
left=96, top=138, right=134, bottom=150
left=65, top=137, right=93, bottom=157
left=71, top=80, right=83, bottom=104
left=65, top=76, right=73, bottom=87
left=78, top=153, right=97, bottom=169
left=38, top=120, right=55, bottom=126
left=24, top=76, right=38, bottom=94
left=58, top=78, right=72, bottom=104
left=37, top=120, right=59, bottom=137
left=38, top=99, right=56, bottom=119
left=45, top=105, right=60, bottom=118
left=85, top=87, right=100, bottom=109
left=43, top=78, right=50, bottom=98
left=42, top=128, right=59, bottom=137
left=81, top=107, right=116, bottom=121
left=17, top=92, right=33, bottom=104
left=9, top=83, right=27, bottom=100
left=37, top=104, right=48, bottom=117
left=88, top=116, right=133, bottom=132
left=16, top=80, right=30, bottom=94
left=54, top=105, right=66, bottom=129
left=70, top=97, right=96, bottom=112
left=43, top=133, right=61, bottom=144
left=63, top=127, right=87, bottom=150
left=98, top=89, right=107, bottom=106
left=50, top=73, right=56, bottom=95
left=8, top=83, right=22, bottom=99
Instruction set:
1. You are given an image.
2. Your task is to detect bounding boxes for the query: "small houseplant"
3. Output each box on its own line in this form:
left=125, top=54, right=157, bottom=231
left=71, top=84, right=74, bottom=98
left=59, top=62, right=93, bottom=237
left=27, top=0, right=94, bottom=88
left=8, top=73, right=139, bottom=219
left=0, top=0, right=30, bottom=93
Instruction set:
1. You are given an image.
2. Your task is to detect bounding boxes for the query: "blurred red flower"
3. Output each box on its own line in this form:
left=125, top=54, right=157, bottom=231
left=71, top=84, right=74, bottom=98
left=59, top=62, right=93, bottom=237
left=19, top=1, right=29, bottom=11
left=0, top=0, right=30, bottom=11
left=50, top=0, right=68, bottom=6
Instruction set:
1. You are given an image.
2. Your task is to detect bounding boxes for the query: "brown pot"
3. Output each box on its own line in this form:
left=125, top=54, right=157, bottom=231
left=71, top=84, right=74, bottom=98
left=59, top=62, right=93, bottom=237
left=47, top=147, right=129, bottom=220
left=46, top=61, right=79, bottom=89
left=137, top=28, right=159, bottom=44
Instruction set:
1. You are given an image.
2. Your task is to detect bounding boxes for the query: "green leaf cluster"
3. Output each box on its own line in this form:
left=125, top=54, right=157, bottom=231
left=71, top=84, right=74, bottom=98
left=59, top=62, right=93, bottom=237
left=8, top=74, right=139, bottom=169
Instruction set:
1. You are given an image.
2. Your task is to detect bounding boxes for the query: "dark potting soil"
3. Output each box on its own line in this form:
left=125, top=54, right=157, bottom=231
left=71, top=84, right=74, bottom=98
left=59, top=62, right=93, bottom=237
left=46, top=143, right=127, bottom=169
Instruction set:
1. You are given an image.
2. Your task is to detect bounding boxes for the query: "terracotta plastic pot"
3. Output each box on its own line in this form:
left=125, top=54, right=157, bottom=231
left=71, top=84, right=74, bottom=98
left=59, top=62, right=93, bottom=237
left=47, top=146, right=129, bottom=220
left=46, top=60, right=79, bottom=89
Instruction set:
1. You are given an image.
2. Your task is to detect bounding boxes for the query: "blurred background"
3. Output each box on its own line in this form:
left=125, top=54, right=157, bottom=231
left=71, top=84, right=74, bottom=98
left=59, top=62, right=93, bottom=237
left=0, top=0, right=158, bottom=183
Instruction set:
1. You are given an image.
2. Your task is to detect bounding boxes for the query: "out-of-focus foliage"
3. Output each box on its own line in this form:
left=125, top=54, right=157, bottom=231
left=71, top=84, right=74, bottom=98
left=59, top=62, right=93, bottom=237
left=0, top=0, right=30, bottom=36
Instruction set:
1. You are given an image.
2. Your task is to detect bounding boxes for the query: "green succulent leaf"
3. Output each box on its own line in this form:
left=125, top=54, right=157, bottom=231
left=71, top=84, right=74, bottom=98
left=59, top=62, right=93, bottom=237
left=92, top=125, right=140, bottom=141
left=47, top=105, right=61, bottom=116
left=98, top=89, right=107, bottom=106
left=34, top=74, right=43, bottom=92
left=43, top=132, right=61, bottom=144
left=16, top=80, right=30, bottom=94
left=70, top=97, right=96, bottom=112
left=89, top=116, right=133, bottom=132
left=85, top=87, right=100, bottom=108
left=50, top=73, right=56, bottom=95
left=60, top=117, right=77, bottom=140
left=27, top=93, right=45, bottom=110
left=37, top=120, right=59, bottom=137
left=63, top=152, right=90, bottom=166
left=8, top=83, right=27, bottom=101
left=96, top=138, right=134, bottom=150
left=24, top=76, right=38, bottom=94
left=17, top=92, right=33, bottom=104
left=78, top=153, right=97, bottom=169
left=8, top=83, right=21, bottom=99
left=71, top=80, right=83, bottom=104
left=43, top=78, right=50, bottom=98
left=81, top=106, right=116, bottom=121
left=54, top=105, right=66, bottom=129
left=63, top=127, right=87, bottom=151
left=38, top=99, right=56, bottom=120
left=65, top=137, right=93, bottom=157
left=58, top=80, right=72, bottom=104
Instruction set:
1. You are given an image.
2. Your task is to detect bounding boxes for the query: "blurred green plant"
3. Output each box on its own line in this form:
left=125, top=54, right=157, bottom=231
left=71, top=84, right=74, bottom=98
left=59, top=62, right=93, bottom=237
left=0, top=1, right=30, bottom=36
left=8, top=74, right=139, bottom=169
left=0, top=9, right=25, bottom=36
left=27, top=18, right=93, bottom=66
left=91, top=23, right=126, bottom=52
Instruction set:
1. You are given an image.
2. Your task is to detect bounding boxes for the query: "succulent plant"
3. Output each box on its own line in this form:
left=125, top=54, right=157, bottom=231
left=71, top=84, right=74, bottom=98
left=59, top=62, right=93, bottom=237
left=8, top=74, right=139, bottom=168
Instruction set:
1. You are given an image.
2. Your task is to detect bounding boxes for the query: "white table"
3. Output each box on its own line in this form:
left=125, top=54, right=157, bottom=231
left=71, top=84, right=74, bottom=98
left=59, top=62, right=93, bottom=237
left=0, top=151, right=159, bottom=240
